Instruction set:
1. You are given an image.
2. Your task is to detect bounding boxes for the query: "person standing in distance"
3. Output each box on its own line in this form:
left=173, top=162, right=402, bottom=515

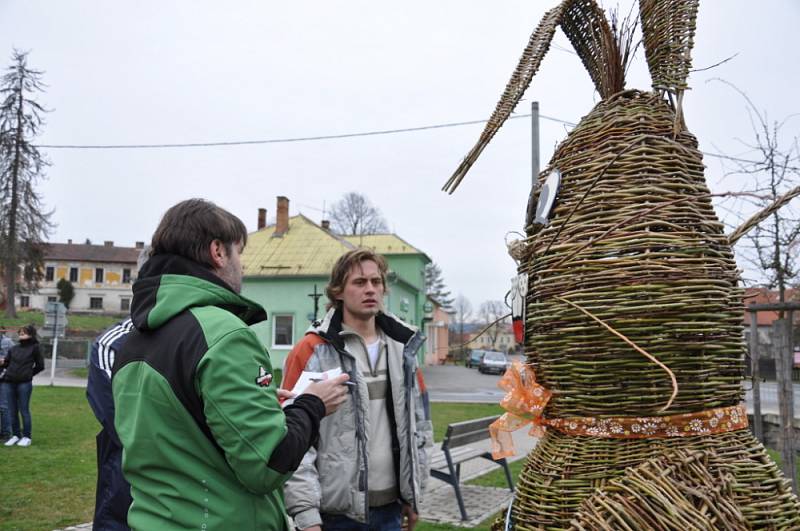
left=112, top=199, right=349, bottom=530
left=282, top=249, right=433, bottom=531
left=1, top=324, right=44, bottom=447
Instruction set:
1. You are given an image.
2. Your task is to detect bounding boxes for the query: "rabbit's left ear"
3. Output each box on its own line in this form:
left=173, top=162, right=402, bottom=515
left=639, top=0, right=699, bottom=95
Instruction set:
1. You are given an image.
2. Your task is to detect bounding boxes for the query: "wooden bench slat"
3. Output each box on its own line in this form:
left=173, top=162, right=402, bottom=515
left=444, top=415, right=500, bottom=438
left=430, top=446, right=486, bottom=469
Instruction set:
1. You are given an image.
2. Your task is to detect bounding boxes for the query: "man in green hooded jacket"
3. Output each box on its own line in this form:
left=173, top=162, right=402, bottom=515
left=112, top=199, right=349, bottom=530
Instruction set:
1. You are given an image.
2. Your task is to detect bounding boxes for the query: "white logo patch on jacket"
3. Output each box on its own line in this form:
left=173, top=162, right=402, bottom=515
left=255, top=366, right=273, bottom=387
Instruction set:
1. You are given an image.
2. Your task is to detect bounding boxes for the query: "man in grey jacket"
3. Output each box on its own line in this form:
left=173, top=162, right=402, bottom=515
left=282, top=248, right=433, bottom=531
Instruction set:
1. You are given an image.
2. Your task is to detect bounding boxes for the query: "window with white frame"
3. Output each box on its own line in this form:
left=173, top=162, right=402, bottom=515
left=69, top=267, right=78, bottom=282
left=19, top=295, right=30, bottom=308
left=95, top=268, right=104, bottom=283
left=45, top=266, right=54, bottom=282
left=272, top=315, right=294, bottom=348
left=122, top=268, right=131, bottom=284
left=90, top=297, right=103, bottom=310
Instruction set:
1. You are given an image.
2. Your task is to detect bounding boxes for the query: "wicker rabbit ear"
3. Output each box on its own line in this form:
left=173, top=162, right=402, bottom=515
left=560, top=0, right=623, bottom=100
left=639, top=0, right=699, bottom=94
left=443, top=0, right=619, bottom=194
left=442, top=1, right=569, bottom=194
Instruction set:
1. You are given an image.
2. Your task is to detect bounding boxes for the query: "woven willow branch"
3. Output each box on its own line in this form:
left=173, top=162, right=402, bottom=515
left=727, top=183, right=800, bottom=245
left=639, top=0, right=699, bottom=94
left=554, top=295, right=678, bottom=411
left=442, top=2, right=567, bottom=194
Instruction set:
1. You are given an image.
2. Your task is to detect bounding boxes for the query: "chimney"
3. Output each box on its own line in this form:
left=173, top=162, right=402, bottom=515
left=135, top=241, right=145, bottom=249
left=274, top=196, right=289, bottom=237
left=258, top=208, right=267, bottom=230
left=104, top=241, right=114, bottom=247
left=67, top=239, right=72, bottom=245
left=321, top=220, right=331, bottom=231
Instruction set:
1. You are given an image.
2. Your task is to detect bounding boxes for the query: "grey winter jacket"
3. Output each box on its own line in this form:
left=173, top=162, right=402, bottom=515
left=281, top=308, right=433, bottom=528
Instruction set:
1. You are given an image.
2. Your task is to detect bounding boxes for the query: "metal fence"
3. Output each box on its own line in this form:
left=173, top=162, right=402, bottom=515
left=40, top=338, right=92, bottom=384
left=748, top=303, right=800, bottom=494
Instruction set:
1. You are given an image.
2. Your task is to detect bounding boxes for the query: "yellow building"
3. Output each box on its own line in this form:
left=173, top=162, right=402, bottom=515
left=19, top=240, right=143, bottom=313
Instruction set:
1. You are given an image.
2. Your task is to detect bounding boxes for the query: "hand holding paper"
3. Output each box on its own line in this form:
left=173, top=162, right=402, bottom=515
left=286, top=367, right=350, bottom=416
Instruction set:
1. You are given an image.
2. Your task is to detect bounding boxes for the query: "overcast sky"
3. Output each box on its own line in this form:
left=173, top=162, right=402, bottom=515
left=1, top=1, right=798, bottom=309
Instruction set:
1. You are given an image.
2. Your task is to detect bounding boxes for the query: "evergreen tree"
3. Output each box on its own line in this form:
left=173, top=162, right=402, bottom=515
left=0, top=50, right=54, bottom=317
left=424, top=262, right=454, bottom=311
left=56, top=278, right=74, bottom=308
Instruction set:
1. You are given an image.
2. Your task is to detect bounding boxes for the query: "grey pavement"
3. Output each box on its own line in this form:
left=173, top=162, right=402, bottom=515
left=424, top=363, right=508, bottom=403
left=420, top=426, right=536, bottom=526
left=33, top=358, right=88, bottom=388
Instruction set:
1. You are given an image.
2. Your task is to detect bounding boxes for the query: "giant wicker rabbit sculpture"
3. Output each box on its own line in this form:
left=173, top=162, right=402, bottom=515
left=445, top=0, right=800, bottom=529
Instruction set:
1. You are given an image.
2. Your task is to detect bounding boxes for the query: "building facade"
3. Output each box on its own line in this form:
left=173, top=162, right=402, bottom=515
left=423, top=298, right=451, bottom=365
left=18, top=241, right=143, bottom=313
left=466, top=322, right=518, bottom=353
left=241, top=196, right=432, bottom=368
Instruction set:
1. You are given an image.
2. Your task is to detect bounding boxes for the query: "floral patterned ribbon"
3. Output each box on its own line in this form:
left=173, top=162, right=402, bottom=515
left=543, top=403, right=748, bottom=439
left=489, top=361, right=749, bottom=459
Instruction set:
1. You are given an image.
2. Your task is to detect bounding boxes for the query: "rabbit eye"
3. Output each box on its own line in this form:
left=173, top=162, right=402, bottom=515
left=528, top=168, right=562, bottom=231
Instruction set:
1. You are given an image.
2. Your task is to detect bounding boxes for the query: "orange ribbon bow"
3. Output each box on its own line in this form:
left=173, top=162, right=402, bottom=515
left=489, top=361, right=552, bottom=459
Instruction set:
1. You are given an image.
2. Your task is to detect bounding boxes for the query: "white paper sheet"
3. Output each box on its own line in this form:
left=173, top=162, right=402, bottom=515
left=284, top=367, right=343, bottom=406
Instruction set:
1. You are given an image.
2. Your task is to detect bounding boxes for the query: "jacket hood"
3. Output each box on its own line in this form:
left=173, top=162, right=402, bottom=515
left=131, top=253, right=267, bottom=331
left=309, top=307, right=418, bottom=349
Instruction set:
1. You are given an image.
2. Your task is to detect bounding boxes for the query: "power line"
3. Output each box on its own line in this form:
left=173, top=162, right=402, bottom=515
left=33, top=112, right=794, bottom=169
left=35, top=113, right=575, bottom=150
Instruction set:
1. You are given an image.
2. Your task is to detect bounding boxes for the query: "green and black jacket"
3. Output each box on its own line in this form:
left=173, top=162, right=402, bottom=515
left=112, top=254, right=324, bottom=530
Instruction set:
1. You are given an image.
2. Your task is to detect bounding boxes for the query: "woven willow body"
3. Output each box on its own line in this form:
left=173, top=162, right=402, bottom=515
left=507, top=89, right=800, bottom=530
left=527, top=90, right=742, bottom=419
left=443, top=0, right=800, bottom=529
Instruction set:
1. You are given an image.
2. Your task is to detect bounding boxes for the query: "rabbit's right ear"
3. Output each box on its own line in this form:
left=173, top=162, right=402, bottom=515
left=443, top=0, right=620, bottom=194
left=639, top=0, right=700, bottom=95
left=442, top=1, right=568, bottom=194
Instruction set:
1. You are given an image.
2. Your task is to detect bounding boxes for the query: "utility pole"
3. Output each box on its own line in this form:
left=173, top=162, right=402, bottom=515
left=531, top=101, right=540, bottom=185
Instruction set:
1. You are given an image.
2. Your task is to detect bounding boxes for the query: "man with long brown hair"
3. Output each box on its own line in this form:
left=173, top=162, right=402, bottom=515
left=282, top=248, right=432, bottom=531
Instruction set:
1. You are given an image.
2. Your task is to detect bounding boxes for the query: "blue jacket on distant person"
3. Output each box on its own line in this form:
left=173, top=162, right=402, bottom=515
left=87, top=319, right=134, bottom=531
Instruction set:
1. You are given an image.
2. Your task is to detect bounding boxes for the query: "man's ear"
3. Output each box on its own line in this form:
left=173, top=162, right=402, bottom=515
left=209, top=240, right=227, bottom=269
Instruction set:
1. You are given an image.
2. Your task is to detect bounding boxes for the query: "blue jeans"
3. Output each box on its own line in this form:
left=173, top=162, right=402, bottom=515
left=0, top=382, right=10, bottom=437
left=4, top=381, right=33, bottom=438
left=322, top=502, right=402, bottom=531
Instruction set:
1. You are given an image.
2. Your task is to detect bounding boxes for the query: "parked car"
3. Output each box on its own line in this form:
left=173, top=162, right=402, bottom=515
left=478, top=351, right=509, bottom=375
left=466, top=349, right=485, bottom=369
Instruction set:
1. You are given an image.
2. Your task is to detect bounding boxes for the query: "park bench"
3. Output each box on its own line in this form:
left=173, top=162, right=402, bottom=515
left=429, top=415, right=514, bottom=520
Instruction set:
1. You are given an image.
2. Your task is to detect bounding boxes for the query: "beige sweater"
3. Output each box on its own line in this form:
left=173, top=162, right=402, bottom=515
left=343, top=327, right=399, bottom=507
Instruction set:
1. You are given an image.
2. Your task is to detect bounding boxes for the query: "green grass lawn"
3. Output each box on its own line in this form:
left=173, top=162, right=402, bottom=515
left=0, top=387, right=97, bottom=531
left=69, top=368, right=89, bottom=378
left=19, top=390, right=794, bottom=531
left=0, top=310, right=121, bottom=333
left=0, top=387, right=509, bottom=530
left=430, top=402, right=503, bottom=442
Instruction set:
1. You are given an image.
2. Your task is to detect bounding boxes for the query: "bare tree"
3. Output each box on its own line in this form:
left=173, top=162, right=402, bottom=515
left=329, top=192, right=388, bottom=235
left=0, top=50, right=53, bottom=317
left=715, top=80, right=800, bottom=305
left=424, top=262, right=454, bottom=311
left=450, top=294, right=472, bottom=362
left=477, top=300, right=509, bottom=349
